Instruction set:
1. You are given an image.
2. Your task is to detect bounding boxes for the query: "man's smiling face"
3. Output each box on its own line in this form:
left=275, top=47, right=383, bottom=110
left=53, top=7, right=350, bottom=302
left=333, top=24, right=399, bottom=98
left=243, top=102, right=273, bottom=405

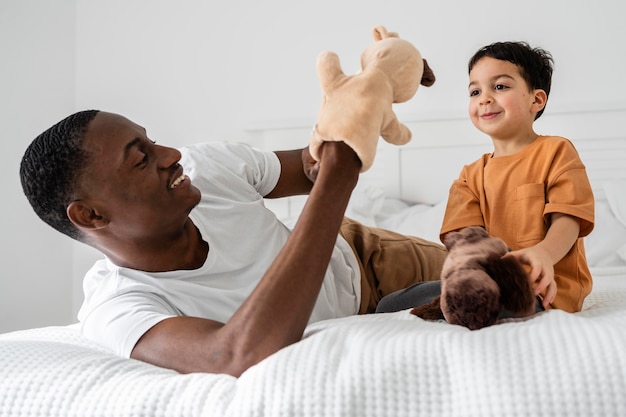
left=75, top=111, right=201, bottom=241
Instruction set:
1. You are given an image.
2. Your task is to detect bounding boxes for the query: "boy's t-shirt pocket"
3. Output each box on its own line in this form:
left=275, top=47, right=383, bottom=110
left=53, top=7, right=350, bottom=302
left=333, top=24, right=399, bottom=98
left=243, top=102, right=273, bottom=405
left=515, top=183, right=547, bottom=244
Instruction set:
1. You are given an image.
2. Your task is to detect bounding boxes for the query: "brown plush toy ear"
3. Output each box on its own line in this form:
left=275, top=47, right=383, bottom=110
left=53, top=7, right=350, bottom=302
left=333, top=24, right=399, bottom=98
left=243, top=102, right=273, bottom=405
left=410, top=296, right=445, bottom=320
left=483, top=254, right=536, bottom=316
left=420, top=59, right=435, bottom=87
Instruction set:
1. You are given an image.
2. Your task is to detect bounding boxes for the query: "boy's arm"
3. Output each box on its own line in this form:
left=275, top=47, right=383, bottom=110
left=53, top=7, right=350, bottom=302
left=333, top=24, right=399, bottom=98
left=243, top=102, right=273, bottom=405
left=506, top=213, right=580, bottom=308
left=131, top=142, right=360, bottom=377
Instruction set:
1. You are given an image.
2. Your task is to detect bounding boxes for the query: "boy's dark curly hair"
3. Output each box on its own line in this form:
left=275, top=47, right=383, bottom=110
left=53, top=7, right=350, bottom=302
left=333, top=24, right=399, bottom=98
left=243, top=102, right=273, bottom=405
left=469, top=41, right=554, bottom=120
left=20, top=110, right=100, bottom=241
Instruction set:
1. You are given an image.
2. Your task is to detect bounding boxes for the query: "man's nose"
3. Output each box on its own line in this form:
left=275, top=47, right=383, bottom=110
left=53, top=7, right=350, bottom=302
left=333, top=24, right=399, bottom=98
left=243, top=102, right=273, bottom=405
left=156, top=145, right=182, bottom=168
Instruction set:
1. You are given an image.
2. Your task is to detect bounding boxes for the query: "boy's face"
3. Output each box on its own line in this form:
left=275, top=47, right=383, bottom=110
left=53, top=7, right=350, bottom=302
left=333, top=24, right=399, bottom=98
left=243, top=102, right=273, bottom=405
left=75, top=112, right=201, bottom=241
left=468, top=57, right=543, bottom=142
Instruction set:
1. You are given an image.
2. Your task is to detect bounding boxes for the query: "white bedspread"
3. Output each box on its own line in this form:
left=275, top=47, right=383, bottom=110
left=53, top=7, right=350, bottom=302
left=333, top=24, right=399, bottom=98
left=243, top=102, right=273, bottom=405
left=2, top=269, right=626, bottom=417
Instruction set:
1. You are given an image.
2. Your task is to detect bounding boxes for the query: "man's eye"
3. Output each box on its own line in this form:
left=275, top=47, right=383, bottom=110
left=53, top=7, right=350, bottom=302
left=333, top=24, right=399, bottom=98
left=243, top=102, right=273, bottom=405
left=135, top=153, right=147, bottom=167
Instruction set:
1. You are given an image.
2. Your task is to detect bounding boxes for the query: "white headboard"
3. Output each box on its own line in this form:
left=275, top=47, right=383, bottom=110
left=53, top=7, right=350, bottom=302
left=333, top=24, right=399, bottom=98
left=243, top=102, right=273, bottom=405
left=247, top=107, right=626, bottom=219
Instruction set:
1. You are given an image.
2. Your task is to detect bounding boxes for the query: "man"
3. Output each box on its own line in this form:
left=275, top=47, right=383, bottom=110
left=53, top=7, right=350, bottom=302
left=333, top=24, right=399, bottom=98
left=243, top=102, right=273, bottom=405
left=20, top=110, right=446, bottom=376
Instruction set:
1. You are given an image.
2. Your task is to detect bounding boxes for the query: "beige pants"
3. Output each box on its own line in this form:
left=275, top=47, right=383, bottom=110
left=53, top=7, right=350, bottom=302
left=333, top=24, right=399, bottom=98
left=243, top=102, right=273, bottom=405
left=339, top=218, right=448, bottom=314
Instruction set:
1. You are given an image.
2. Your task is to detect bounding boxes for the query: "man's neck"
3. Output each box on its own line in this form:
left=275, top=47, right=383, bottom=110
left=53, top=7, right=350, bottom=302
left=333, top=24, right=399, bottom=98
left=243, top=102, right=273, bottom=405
left=99, top=218, right=209, bottom=273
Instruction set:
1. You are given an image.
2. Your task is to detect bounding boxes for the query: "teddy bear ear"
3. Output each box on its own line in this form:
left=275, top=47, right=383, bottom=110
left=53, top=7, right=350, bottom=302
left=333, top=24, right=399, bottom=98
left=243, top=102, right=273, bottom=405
left=410, top=296, right=444, bottom=320
left=372, top=25, right=399, bottom=41
left=485, top=255, right=537, bottom=315
left=420, top=59, right=436, bottom=87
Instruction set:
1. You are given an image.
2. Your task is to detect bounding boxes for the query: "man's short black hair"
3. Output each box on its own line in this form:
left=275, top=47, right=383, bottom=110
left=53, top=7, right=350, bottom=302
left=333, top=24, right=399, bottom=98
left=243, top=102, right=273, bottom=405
left=20, top=110, right=100, bottom=240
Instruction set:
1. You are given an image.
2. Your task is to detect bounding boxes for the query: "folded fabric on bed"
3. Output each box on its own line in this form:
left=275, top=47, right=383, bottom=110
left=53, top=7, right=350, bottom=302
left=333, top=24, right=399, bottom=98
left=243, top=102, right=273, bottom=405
left=604, top=179, right=626, bottom=263
left=2, top=270, right=625, bottom=417
left=605, top=179, right=626, bottom=227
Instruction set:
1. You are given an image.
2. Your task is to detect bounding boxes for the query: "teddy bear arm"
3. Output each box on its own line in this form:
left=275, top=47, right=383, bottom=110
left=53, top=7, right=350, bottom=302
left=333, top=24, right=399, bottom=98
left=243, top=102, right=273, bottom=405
left=380, top=111, right=412, bottom=145
left=317, top=51, right=346, bottom=92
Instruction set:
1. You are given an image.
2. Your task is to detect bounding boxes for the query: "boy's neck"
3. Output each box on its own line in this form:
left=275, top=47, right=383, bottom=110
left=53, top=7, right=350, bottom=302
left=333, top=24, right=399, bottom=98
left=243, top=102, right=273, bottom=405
left=491, top=131, right=539, bottom=157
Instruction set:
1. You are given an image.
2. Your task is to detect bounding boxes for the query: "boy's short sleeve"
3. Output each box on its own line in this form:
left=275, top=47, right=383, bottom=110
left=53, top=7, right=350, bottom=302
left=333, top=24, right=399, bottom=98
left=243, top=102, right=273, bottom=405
left=541, top=138, right=595, bottom=237
left=440, top=163, right=486, bottom=241
left=544, top=166, right=595, bottom=237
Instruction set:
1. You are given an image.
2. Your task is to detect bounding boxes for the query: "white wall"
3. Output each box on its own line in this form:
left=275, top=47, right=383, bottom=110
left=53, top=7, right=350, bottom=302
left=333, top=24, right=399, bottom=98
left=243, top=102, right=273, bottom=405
left=74, top=0, right=626, bottom=147
left=0, top=0, right=77, bottom=332
left=2, top=0, right=625, bottom=332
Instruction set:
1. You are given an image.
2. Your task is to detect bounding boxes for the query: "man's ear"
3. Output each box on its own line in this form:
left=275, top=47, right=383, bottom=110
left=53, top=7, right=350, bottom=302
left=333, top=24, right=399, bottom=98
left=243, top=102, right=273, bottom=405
left=532, top=89, right=548, bottom=113
left=67, top=201, right=109, bottom=231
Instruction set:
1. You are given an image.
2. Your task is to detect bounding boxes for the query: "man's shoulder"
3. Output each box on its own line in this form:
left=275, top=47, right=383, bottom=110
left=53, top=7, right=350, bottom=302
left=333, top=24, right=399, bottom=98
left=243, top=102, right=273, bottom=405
left=181, top=141, right=276, bottom=167
left=180, top=141, right=233, bottom=159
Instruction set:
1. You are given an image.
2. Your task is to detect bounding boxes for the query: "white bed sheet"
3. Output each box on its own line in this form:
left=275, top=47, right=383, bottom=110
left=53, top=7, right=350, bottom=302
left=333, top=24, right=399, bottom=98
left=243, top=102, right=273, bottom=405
left=2, top=267, right=625, bottom=417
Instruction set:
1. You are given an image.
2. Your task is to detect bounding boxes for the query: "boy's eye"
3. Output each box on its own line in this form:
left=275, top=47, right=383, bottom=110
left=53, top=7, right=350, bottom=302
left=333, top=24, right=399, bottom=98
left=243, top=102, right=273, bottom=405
left=495, top=84, right=508, bottom=90
left=469, top=89, right=480, bottom=97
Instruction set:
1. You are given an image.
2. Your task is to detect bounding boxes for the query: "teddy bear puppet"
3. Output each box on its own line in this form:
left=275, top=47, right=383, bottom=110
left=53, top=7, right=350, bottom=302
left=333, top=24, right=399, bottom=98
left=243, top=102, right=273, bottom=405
left=309, top=26, right=435, bottom=172
left=411, top=227, right=537, bottom=330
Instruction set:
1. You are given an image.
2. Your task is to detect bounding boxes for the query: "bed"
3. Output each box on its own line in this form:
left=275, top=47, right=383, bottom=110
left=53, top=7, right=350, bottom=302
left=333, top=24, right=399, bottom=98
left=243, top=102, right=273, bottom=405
left=2, top=108, right=626, bottom=417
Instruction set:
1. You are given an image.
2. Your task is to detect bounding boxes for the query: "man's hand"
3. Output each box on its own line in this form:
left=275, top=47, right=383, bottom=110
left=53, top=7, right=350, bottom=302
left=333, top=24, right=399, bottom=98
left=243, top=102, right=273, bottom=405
left=302, top=146, right=321, bottom=183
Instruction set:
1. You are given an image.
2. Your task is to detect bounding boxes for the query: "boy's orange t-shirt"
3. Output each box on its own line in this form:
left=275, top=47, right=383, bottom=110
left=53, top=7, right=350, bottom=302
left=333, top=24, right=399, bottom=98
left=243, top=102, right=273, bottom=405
left=441, top=136, right=595, bottom=312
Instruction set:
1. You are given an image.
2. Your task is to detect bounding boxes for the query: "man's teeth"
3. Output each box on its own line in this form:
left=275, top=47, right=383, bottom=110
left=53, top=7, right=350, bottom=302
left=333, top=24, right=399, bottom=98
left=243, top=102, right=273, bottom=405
left=171, top=175, right=185, bottom=189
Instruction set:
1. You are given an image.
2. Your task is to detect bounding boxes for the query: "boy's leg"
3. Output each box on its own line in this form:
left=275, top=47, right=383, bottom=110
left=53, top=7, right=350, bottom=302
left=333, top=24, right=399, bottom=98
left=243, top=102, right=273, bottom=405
left=339, top=217, right=448, bottom=314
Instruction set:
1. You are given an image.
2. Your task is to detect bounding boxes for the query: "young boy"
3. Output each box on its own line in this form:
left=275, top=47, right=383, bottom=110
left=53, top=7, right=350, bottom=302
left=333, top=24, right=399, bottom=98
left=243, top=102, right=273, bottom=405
left=440, top=41, right=594, bottom=313
left=377, top=41, right=594, bottom=315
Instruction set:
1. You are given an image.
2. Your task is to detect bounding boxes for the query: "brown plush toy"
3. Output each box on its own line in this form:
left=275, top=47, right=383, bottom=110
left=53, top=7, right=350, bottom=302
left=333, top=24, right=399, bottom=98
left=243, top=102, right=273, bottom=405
left=411, top=227, right=537, bottom=330
left=309, top=25, right=435, bottom=172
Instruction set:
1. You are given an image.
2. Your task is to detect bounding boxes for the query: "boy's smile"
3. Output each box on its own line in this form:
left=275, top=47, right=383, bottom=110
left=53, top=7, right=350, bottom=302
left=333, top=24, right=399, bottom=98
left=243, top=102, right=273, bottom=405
left=480, top=111, right=501, bottom=120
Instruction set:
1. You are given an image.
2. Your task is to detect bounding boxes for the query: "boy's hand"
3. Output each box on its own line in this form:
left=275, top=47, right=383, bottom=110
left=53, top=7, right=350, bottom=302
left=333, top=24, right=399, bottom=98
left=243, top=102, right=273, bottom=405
left=505, top=246, right=557, bottom=309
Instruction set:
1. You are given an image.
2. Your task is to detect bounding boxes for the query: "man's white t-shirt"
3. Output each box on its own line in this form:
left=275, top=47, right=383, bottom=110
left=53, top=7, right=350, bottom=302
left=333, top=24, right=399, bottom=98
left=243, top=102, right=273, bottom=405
left=77, top=142, right=361, bottom=357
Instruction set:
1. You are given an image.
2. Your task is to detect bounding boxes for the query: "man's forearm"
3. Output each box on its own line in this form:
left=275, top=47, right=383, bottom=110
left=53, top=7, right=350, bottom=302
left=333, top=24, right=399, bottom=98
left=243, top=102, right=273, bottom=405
left=216, top=142, right=361, bottom=375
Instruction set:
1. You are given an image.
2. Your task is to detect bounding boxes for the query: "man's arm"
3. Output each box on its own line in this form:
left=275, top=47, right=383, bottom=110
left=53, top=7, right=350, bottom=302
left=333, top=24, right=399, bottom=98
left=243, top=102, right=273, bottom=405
left=264, top=147, right=316, bottom=198
left=131, top=142, right=361, bottom=376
